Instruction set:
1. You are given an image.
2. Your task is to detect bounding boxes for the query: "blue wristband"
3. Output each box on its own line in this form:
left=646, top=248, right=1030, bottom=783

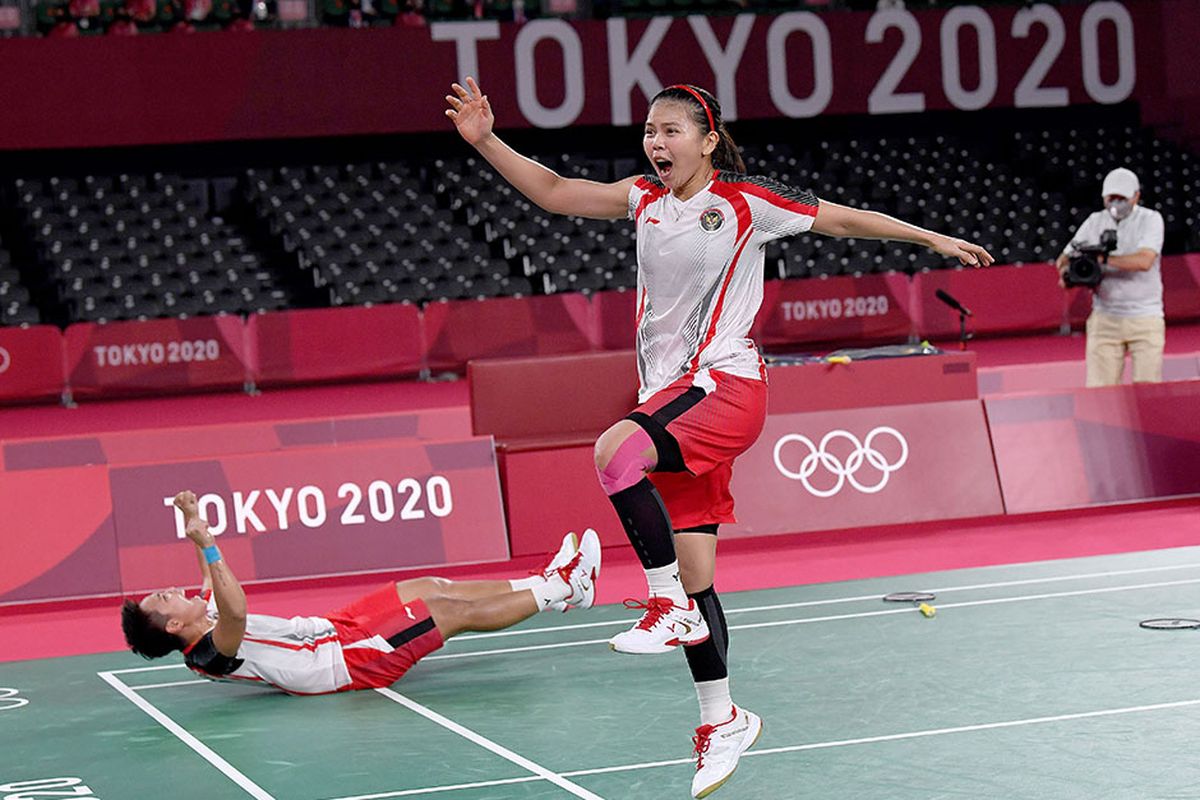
left=202, top=545, right=222, bottom=565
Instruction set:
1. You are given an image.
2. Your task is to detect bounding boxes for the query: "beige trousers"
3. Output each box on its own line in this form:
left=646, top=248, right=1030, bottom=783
left=1085, top=310, right=1165, bottom=387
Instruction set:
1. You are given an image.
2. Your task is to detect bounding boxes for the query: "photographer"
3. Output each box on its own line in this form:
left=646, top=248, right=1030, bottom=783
left=1055, top=167, right=1165, bottom=387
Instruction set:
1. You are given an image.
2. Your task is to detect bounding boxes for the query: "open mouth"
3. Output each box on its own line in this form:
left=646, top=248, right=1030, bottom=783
left=654, top=158, right=673, bottom=179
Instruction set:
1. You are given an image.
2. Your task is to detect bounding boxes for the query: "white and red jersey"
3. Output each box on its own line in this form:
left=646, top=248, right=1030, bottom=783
left=182, top=586, right=441, bottom=695
left=627, top=171, right=819, bottom=401
left=184, top=599, right=355, bottom=695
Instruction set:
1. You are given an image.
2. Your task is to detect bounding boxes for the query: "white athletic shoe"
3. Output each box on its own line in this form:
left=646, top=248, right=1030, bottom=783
left=691, top=705, right=763, bottom=799
left=542, top=532, right=579, bottom=577
left=535, top=532, right=579, bottom=613
left=608, top=596, right=710, bottom=654
left=556, top=528, right=601, bottom=610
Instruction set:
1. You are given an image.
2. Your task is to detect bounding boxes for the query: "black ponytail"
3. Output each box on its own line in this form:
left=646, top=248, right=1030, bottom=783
left=651, top=84, right=746, bottom=174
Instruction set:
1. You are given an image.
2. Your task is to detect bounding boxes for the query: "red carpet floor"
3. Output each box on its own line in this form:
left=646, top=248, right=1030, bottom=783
left=0, top=378, right=470, bottom=441
left=932, top=320, right=1200, bottom=367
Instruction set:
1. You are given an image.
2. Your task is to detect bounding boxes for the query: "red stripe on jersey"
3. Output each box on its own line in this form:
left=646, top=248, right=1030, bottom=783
left=635, top=287, right=647, bottom=328
left=633, top=178, right=669, bottom=221
left=241, top=633, right=341, bottom=652
left=708, top=177, right=753, bottom=239
left=690, top=230, right=754, bottom=371
left=727, top=180, right=818, bottom=217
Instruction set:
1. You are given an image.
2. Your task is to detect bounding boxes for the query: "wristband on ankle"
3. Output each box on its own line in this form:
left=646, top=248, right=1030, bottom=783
left=202, top=545, right=222, bottom=565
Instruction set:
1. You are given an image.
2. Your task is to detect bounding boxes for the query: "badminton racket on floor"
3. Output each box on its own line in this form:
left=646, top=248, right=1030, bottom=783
left=883, top=591, right=937, bottom=618
left=1139, top=618, right=1200, bottom=630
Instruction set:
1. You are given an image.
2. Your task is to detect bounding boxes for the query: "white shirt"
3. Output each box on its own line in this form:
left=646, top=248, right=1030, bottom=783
left=627, top=172, right=819, bottom=401
left=1062, top=204, right=1165, bottom=318
left=184, top=594, right=357, bottom=695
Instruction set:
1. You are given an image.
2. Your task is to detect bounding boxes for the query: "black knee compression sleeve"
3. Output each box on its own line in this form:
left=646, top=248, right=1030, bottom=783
left=608, top=477, right=676, bottom=569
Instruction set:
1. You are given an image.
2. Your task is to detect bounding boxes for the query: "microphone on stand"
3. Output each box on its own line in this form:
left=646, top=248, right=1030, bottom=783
left=935, top=289, right=973, bottom=317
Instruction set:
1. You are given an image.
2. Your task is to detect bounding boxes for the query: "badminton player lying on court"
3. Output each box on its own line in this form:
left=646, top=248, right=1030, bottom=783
left=447, top=77, right=992, bottom=798
left=121, top=491, right=600, bottom=695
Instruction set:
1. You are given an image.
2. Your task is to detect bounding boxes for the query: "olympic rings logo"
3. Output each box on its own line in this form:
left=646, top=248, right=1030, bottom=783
left=0, top=688, right=28, bottom=712
left=772, top=427, right=909, bottom=498
left=0, top=346, right=9, bottom=375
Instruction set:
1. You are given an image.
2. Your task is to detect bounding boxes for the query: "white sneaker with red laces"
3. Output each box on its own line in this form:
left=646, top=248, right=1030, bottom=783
left=691, top=705, right=763, bottom=798
left=535, top=532, right=579, bottom=613
left=555, top=528, right=601, bottom=610
left=541, top=531, right=579, bottom=578
left=608, top=596, right=710, bottom=654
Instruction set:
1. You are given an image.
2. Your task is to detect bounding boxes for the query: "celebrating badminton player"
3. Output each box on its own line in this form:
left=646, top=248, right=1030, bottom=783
left=121, top=491, right=600, bottom=695
left=446, top=78, right=992, bottom=797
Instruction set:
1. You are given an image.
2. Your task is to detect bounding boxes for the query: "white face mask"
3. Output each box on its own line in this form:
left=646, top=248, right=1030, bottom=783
left=1107, top=198, right=1133, bottom=221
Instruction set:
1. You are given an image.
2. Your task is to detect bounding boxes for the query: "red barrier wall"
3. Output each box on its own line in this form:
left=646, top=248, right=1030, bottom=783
left=0, top=3, right=1168, bottom=148
left=495, top=353, right=988, bottom=555
left=977, top=353, right=1200, bottom=396
left=0, top=466, right=120, bottom=603
left=766, top=352, right=977, bottom=414
left=1, top=408, right=471, bottom=471
left=591, top=290, right=637, bottom=352
left=727, top=400, right=1004, bottom=537
left=986, top=380, right=1200, bottom=513
left=110, top=438, right=508, bottom=594
left=500, top=446, right=625, bottom=557
left=754, top=275, right=914, bottom=348
left=0, top=422, right=502, bottom=603
left=248, top=304, right=424, bottom=386
left=6, top=256, right=1197, bottom=407
left=469, top=350, right=637, bottom=442
left=0, top=325, right=64, bottom=405
left=914, top=264, right=1064, bottom=339
left=424, top=295, right=594, bottom=372
left=64, top=317, right=251, bottom=399
left=1164, top=253, right=1200, bottom=322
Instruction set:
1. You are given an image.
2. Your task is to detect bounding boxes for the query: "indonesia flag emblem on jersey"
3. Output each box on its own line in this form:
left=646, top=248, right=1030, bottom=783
left=699, top=208, right=725, bottom=232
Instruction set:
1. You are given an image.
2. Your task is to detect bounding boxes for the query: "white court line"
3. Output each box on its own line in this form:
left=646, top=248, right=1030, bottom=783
left=373, top=687, right=604, bottom=800
left=121, top=575, right=1200, bottom=674
left=126, top=573, right=1200, bottom=682
left=106, top=663, right=189, bottom=675
left=102, top=675, right=600, bottom=800
left=732, top=576, right=1200, bottom=635
left=454, top=560, right=1200, bottom=641
left=320, top=698, right=1200, bottom=799
left=329, top=775, right=544, bottom=800
left=428, top=575, right=1200, bottom=661
left=98, top=670, right=277, bottom=800
left=132, top=679, right=213, bottom=691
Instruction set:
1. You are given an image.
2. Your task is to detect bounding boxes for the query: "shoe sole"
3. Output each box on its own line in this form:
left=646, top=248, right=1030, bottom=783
left=573, top=527, right=604, bottom=609
left=567, top=530, right=601, bottom=610
left=692, top=716, right=763, bottom=799
left=608, top=616, right=711, bottom=654
left=608, top=631, right=710, bottom=654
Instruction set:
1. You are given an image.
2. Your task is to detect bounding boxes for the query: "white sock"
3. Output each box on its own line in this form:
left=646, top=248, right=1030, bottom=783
left=645, top=561, right=688, bottom=606
left=695, top=678, right=734, bottom=726
left=509, top=576, right=543, bottom=591
left=530, top=575, right=570, bottom=611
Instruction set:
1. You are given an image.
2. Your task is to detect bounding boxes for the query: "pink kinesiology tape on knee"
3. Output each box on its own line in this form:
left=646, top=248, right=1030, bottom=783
left=596, top=428, right=656, bottom=495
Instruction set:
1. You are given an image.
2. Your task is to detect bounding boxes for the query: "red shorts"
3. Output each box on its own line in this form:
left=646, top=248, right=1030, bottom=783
left=328, top=584, right=445, bottom=691
left=629, top=370, right=768, bottom=530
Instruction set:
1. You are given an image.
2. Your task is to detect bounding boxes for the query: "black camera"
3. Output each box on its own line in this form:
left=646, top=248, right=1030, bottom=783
left=1065, top=229, right=1118, bottom=289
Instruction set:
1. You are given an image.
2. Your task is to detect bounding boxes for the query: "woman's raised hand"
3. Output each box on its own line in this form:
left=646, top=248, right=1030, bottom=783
left=445, top=77, right=494, bottom=146
left=930, top=234, right=995, bottom=268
